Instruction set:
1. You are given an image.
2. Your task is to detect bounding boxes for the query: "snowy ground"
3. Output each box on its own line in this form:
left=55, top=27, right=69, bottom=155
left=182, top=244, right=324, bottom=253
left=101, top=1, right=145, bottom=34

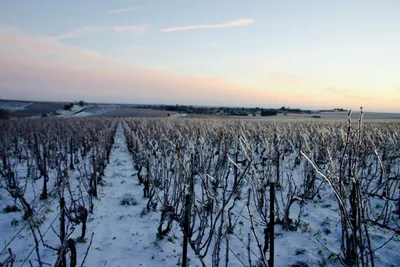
left=71, top=106, right=116, bottom=117
left=1, top=121, right=399, bottom=266
left=0, top=122, right=197, bottom=267
left=55, top=105, right=88, bottom=117
left=0, top=101, right=33, bottom=111
left=81, top=122, right=197, bottom=267
left=169, top=113, right=188, bottom=118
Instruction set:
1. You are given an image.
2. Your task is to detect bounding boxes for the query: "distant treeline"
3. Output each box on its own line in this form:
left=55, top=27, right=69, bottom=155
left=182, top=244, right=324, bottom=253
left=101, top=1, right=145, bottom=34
left=133, top=105, right=320, bottom=117
left=0, top=109, right=9, bottom=120
left=320, top=108, right=348, bottom=112
left=163, top=105, right=278, bottom=116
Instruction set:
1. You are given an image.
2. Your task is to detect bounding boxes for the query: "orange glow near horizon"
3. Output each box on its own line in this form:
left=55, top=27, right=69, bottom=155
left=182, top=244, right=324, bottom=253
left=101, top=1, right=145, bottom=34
left=0, top=26, right=399, bottom=112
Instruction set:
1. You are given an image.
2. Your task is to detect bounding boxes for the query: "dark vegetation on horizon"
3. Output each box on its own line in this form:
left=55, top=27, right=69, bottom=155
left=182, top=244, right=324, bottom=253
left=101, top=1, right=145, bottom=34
left=0, top=109, right=9, bottom=120
left=0, top=99, right=350, bottom=119
left=137, top=105, right=339, bottom=117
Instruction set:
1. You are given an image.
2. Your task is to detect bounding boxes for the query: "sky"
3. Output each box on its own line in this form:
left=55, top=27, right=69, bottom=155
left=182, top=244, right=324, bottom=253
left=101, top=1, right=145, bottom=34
left=0, top=1, right=399, bottom=112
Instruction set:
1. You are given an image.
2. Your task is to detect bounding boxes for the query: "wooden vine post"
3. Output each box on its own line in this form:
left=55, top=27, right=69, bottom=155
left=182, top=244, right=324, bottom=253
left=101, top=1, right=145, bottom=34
left=269, top=182, right=275, bottom=267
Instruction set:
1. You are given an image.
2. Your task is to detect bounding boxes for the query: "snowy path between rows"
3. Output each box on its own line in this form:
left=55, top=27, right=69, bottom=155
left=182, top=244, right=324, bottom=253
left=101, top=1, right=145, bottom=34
left=80, top=122, right=192, bottom=267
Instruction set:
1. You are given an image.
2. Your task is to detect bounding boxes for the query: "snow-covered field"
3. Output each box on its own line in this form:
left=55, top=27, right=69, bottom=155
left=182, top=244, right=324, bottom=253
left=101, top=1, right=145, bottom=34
left=54, top=105, right=88, bottom=117
left=0, top=118, right=399, bottom=267
left=76, top=123, right=192, bottom=266
left=0, top=120, right=196, bottom=267
left=0, top=101, right=33, bottom=111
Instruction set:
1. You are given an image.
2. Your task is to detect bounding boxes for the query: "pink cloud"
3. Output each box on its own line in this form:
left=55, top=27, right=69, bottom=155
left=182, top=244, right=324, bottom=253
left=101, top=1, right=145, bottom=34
left=0, top=54, right=273, bottom=105
left=0, top=26, right=105, bottom=61
left=161, top=19, right=254, bottom=33
left=45, top=26, right=103, bottom=41
left=0, top=26, right=275, bottom=106
left=0, top=26, right=397, bottom=112
left=42, top=24, right=149, bottom=41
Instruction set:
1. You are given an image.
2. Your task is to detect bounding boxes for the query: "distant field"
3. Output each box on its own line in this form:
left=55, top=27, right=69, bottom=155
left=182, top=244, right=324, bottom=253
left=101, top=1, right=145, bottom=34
left=4, top=102, right=65, bottom=118
left=1, top=100, right=174, bottom=118
left=189, top=111, right=400, bottom=121
left=2, top=100, right=399, bottom=120
left=0, top=100, right=32, bottom=110
left=96, top=107, right=172, bottom=117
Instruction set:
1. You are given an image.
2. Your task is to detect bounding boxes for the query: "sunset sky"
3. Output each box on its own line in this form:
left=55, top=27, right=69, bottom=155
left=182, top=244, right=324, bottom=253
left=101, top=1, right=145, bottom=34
left=0, top=1, right=399, bottom=111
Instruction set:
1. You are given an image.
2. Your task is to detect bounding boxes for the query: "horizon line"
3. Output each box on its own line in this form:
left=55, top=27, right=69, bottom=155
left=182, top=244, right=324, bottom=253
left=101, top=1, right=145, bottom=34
left=0, top=98, right=396, bottom=114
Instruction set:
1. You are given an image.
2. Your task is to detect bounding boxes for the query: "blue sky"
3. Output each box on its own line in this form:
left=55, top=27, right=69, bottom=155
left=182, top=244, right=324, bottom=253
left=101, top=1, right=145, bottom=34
left=1, top=0, right=399, bottom=111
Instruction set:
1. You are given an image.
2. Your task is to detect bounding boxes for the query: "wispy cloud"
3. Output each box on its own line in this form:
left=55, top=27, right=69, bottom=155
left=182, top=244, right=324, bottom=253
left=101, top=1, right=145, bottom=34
left=45, top=24, right=149, bottom=40
left=0, top=25, right=104, bottom=61
left=160, top=18, right=254, bottom=33
left=112, top=24, right=150, bottom=33
left=0, top=26, right=269, bottom=107
left=108, top=6, right=138, bottom=14
left=170, top=43, right=218, bottom=48
left=46, top=26, right=103, bottom=41
left=136, top=42, right=218, bottom=50
left=1, top=26, right=396, bottom=111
